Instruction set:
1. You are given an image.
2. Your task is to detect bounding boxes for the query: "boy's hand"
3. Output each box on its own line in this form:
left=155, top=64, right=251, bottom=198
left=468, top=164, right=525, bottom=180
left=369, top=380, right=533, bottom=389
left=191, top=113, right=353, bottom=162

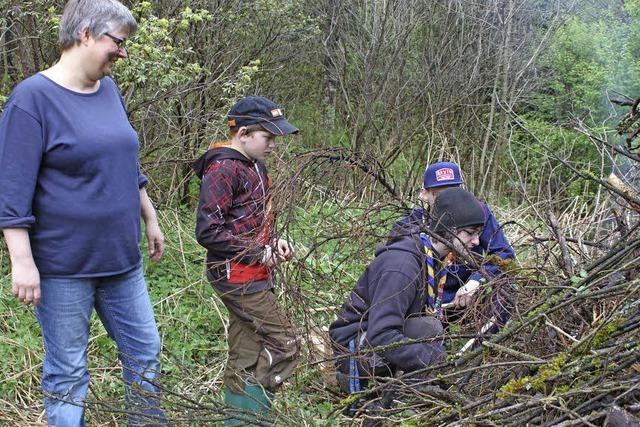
left=262, top=245, right=279, bottom=267
left=262, top=240, right=294, bottom=267
left=452, top=279, right=481, bottom=308
left=276, top=239, right=293, bottom=261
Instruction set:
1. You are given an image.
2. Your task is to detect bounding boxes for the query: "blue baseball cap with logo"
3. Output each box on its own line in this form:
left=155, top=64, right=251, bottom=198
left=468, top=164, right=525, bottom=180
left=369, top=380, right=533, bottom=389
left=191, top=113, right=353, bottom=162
left=423, top=161, right=463, bottom=189
left=228, top=96, right=299, bottom=136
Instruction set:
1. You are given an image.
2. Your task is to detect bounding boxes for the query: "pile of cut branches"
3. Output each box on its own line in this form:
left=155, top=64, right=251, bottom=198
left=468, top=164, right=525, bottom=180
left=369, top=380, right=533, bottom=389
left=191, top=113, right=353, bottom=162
left=313, top=103, right=640, bottom=427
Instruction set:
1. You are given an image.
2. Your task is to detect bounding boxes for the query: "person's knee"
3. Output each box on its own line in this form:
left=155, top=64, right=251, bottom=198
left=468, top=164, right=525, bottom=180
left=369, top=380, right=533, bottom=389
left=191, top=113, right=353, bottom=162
left=42, top=367, right=90, bottom=398
left=286, top=331, right=301, bottom=356
left=267, top=326, right=300, bottom=358
left=119, top=329, right=162, bottom=387
left=279, top=331, right=300, bottom=363
left=404, top=316, right=444, bottom=339
left=144, top=336, right=162, bottom=375
left=145, top=329, right=162, bottom=360
left=129, top=327, right=161, bottom=360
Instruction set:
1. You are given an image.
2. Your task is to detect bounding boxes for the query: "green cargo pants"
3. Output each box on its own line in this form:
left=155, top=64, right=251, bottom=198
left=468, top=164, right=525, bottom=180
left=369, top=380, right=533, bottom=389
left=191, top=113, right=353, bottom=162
left=218, top=289, right=300, bottom=393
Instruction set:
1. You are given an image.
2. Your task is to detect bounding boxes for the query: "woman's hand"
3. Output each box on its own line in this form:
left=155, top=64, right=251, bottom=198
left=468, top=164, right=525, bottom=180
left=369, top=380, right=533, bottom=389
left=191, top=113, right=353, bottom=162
left=3, top=229, right=41, bottom=306
left=140, top=188, right=164, bottom=262
left=11, top=259, right=41, bottom=306
left=145, top=221, right=165, bottom=262
left=452, top=279, right=481, bottom=308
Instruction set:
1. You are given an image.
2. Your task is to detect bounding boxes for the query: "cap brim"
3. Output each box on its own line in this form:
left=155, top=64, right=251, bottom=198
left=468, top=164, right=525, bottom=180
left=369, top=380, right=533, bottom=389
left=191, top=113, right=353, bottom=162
left=425, top=181, right=463, bottom=189
left=261, top=118, right=299, bottom=136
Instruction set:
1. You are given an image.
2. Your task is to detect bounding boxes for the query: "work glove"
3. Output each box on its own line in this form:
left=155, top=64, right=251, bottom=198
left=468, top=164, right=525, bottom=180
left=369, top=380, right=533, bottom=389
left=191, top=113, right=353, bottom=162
left=261, top=245, right=277, bottom=267
left=452, top=279, right=481, bottom=308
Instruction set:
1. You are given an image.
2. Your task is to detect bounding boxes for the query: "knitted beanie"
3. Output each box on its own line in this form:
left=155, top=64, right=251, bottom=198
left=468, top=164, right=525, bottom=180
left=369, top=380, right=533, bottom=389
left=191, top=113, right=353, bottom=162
left=429, top=187, right=485, bottom=233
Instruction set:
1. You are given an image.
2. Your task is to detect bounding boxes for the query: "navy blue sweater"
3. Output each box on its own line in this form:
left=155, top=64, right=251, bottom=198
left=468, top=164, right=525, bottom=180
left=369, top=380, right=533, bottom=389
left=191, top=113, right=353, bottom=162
left=329, top=235, right=445, bottom=372
left=0, top=74, right=146, bottom=277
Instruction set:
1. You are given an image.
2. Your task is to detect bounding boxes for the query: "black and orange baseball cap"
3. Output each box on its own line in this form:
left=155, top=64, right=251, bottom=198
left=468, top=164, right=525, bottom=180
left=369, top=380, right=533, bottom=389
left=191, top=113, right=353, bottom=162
left=228, top=96, right=299, bottom=136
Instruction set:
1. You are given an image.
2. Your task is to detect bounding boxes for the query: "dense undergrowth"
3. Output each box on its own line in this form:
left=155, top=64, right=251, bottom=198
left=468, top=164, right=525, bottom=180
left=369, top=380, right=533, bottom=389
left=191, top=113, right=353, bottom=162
left=0, top=189, right=405, bottom=425
left=3, top=171, right=637, bottom=426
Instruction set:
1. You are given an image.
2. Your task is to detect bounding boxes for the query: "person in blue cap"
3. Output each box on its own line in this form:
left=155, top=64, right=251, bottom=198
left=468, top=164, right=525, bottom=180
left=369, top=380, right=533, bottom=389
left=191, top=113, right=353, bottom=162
left=392, top=161, right=515, bottom=312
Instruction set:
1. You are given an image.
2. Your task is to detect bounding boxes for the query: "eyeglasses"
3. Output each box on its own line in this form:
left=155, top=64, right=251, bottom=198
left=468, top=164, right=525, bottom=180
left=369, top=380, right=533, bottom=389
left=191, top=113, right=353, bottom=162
left=104, top=32, right=126, bottom=49
left=459, top=227, right=482, bottom=240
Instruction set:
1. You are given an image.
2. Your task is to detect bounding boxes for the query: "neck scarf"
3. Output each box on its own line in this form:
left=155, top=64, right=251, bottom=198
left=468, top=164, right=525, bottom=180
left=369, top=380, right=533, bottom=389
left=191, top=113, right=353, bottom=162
left=420, top=233, right=453, bottom=319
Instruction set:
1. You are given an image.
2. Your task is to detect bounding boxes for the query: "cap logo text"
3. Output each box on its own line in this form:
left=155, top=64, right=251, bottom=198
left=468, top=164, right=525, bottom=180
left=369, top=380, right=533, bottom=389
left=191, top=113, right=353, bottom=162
left=271, top=108, right=283, bottom=117
left=435, top=168, right=455, bottom=181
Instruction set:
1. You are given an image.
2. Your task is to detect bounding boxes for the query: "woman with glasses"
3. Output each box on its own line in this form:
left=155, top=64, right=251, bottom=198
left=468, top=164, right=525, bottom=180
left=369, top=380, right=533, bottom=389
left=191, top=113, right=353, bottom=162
left=0, top=0, right=167, bottom=425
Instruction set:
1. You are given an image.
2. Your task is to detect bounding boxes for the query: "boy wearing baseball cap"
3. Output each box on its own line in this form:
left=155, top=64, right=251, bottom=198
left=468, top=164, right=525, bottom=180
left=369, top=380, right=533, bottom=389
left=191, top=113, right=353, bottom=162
left=193, top=96, right=299, bottom=424
left=393, top=161, right=515, bottom=311
left=330, top=188, right=486, bottom=409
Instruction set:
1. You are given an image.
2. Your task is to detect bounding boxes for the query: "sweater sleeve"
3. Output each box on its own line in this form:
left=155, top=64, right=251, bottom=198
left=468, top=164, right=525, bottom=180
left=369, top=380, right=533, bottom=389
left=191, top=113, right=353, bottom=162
left=195, top=161, right=264, bottom=262
left=137, top=162, right=148, bottom=189
left=470, top=204, right=515, bottom=281
left=367, top=270, right=445, bottom=371
left=111, top=77, right=147, bottom=190
left=0, top=105, right=43, bottom=229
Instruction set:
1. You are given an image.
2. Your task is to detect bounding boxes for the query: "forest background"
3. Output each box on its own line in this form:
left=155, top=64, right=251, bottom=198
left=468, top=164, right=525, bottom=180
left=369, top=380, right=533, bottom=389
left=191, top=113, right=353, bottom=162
left=1, top=0, right=640, bottom=425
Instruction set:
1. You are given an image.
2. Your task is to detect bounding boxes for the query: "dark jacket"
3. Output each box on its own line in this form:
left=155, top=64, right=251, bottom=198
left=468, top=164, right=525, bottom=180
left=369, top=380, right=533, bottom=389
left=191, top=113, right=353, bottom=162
left=391, top=203, right=515, bottom=302
left=193, top=146, right=273, bottom=276
left=329, top=235, right=445, bottom=372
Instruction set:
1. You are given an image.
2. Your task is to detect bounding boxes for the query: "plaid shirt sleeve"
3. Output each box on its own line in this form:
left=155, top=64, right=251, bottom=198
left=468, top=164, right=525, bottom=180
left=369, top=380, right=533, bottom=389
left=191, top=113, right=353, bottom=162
left=195, top=160, right=265, bottom=263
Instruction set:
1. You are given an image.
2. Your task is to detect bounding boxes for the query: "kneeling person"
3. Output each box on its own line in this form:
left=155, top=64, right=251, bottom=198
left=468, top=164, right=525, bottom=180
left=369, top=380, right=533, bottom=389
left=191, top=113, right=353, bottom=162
left=392, top=161, right=515, bottom=310
left=329, top=188, right=486, bottom=394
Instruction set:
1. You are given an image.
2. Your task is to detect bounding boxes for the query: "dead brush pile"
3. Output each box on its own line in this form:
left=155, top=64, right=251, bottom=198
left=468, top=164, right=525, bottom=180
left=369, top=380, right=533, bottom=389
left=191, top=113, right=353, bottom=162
left=291, top=132, right=640, bottom=425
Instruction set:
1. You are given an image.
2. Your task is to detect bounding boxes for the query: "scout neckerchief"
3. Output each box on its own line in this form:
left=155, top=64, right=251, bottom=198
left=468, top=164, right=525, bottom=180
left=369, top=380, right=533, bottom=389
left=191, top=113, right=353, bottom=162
left=419, top=232, right=454, bottom=320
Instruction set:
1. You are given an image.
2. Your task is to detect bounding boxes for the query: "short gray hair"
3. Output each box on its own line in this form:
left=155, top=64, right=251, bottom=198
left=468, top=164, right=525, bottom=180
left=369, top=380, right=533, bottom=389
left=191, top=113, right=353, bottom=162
left=58, top=0, right=138, bottom=50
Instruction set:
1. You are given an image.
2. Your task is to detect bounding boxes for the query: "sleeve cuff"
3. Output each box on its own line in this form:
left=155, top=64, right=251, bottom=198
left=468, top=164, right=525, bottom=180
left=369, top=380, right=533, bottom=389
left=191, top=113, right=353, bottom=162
left=469, top=272, right=483, bottom=282
left=0, top=216, right=35, bottom=229
left=138, top=174, right=149, bottom=189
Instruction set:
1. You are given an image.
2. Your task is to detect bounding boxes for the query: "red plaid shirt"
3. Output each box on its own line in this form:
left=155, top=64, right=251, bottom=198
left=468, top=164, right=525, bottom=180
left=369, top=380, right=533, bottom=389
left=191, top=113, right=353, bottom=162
left=194, top=146, right=274, bottom=267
